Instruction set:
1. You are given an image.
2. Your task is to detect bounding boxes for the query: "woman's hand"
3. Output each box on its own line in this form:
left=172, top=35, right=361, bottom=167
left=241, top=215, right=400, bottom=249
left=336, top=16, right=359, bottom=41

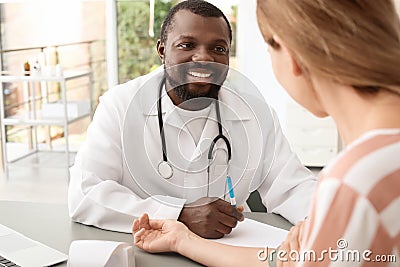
left=132, top=214, right=193, bottom=253
left=277, top=220, right=305, bottom=267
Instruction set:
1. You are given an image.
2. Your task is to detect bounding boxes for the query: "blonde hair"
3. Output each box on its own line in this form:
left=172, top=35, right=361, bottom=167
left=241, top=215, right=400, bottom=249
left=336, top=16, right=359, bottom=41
left=256, top=0, right=400, bottom=95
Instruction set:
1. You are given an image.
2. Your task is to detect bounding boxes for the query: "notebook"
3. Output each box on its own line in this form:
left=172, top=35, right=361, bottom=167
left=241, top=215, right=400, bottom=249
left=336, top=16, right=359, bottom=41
left=0, top=223, right=68, bottom=267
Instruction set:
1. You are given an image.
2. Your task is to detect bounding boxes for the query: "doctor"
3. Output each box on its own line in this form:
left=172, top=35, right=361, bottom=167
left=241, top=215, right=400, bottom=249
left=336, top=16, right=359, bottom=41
left=68, top=0, right=316, bottom=238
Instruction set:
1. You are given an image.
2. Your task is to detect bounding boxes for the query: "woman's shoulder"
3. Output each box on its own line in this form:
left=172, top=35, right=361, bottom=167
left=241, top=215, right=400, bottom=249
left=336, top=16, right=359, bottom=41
left=318, top=129, right=400, bottom=214
left=321, top=129, right=400, bottom=181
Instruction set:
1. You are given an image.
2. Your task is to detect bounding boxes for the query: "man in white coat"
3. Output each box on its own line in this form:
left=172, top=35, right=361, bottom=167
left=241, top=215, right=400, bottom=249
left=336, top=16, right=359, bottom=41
left=68, top=0, right=317, bottom=238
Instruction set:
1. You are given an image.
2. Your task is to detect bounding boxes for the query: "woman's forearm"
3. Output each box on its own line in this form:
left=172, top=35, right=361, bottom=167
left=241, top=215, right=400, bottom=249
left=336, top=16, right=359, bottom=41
left=177, top=232, right=273, bottom=267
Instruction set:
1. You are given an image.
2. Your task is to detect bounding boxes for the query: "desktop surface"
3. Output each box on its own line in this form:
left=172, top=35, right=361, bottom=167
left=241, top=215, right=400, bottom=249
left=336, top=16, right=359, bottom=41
left=0, top=201, right=292, bottom=267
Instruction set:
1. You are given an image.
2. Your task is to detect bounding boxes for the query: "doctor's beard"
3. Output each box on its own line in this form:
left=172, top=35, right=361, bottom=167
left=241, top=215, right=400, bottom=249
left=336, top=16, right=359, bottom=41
left=164, top=63, right=227, bottom=104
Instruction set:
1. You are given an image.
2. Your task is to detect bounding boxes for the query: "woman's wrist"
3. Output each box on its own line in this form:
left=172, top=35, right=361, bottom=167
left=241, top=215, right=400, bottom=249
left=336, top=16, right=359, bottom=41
left=175, top=230, right=200, bottom=254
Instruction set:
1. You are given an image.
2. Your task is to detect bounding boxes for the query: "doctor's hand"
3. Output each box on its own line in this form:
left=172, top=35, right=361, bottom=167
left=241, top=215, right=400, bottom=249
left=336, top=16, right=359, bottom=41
left=133, top=214, right=195, bottom=253
left=178, top=197, right=244, bottom=239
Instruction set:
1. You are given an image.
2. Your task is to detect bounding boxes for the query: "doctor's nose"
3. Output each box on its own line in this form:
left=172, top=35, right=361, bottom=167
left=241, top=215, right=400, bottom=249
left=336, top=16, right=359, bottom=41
left=192, top=47, right=214, bottom=62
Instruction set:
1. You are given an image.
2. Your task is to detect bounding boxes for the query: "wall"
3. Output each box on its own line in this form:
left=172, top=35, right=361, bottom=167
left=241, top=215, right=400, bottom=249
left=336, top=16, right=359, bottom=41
left=235, top=0, right=339, bottom=167
left=236, top=0, right=292, bottom=132
left=2, top=2, right=105, bottom=49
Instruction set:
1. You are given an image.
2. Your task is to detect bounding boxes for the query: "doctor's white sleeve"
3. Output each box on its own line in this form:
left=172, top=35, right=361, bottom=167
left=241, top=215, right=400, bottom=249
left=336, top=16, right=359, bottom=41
left=68, top=86, right=186, bottom=233
left=257, top=109, right=317, bottom=225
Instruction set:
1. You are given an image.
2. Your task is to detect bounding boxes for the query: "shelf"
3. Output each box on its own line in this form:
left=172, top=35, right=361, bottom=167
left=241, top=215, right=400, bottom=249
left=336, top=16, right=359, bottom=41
left=3, top=99, right=92, bottom=126
left=8, top=150, right=76, bottom=169
left=0, top=69, right=91, bottom=83
left=3, top=111, right=91, bottom=126
left=0, top=68, right=93, bottom=177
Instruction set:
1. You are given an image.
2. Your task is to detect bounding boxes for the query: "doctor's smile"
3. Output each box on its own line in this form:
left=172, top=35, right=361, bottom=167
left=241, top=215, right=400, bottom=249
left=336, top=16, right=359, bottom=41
left=166, top=63, right=227, bottom=84
left=186, top=68, right=216, bottom=85
left=188, top=70, right=212, bottom=78
left=163, top=62, right=229, bottom=106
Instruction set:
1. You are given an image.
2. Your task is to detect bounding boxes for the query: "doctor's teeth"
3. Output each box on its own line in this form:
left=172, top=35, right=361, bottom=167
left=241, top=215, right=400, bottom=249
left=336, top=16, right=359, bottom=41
left=188, top=71, right=211, bottom=78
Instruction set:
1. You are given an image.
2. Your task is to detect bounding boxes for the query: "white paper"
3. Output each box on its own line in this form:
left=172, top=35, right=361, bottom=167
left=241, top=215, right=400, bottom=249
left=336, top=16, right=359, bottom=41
left=211, top=218, right=288, bottom=248
left=68, top=240, right=135, bottom=267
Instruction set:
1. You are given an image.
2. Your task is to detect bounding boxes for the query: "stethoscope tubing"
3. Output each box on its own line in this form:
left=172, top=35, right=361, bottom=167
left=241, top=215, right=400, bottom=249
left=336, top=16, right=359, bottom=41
left=156, top=76, right=232, bottom=180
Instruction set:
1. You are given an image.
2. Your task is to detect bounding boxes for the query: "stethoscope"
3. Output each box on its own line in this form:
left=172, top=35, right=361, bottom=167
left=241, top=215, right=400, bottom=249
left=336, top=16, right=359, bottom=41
left=157, top=77, right=232, bottom=194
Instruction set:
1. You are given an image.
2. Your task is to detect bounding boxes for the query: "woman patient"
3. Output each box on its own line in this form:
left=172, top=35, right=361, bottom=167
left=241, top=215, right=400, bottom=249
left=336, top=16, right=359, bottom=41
left=132, top=0, right=400, bottom=266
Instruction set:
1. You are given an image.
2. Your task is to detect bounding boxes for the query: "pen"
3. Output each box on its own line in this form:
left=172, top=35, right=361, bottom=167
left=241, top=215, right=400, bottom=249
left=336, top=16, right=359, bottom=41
left=226, top=176, right=237, bottom=207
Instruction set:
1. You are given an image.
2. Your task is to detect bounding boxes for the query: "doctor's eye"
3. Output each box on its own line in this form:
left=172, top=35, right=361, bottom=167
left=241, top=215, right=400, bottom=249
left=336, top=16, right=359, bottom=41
left=214, top=46, right=228, bottom=54
left=177, top=43, right=194, bottom=49
left=266, top=38, right=280, bottom=50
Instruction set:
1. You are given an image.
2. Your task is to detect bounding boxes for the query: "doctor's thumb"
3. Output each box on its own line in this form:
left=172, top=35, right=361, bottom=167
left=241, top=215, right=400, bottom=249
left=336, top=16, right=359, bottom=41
left=236, top=206, right=244, bottom=213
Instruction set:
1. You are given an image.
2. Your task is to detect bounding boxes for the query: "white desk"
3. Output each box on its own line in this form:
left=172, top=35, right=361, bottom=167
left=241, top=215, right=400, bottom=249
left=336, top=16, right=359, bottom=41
left=0, top=201, right=292, bottom=266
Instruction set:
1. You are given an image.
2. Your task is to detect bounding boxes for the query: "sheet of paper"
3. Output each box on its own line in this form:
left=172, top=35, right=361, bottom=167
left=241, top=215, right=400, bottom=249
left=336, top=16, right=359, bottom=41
left=211, top=218, right=288, bottom=248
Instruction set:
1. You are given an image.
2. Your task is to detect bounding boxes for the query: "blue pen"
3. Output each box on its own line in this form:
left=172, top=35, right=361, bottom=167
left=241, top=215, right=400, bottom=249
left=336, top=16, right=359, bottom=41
left=226, top=176, right=237, bottom=207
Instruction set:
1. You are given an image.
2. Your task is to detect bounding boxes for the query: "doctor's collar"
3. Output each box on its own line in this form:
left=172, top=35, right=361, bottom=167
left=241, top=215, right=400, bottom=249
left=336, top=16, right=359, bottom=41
left=139, top=79, right=251, bottom=121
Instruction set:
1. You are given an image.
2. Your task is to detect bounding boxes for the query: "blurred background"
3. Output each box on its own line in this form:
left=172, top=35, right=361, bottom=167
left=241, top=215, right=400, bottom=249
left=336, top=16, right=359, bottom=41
left=4, top=0, right=394, bottom=204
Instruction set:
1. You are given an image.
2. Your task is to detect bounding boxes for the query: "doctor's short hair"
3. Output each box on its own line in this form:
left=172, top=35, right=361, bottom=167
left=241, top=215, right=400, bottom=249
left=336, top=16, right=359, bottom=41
left=160, top=0, right=232, bottom=44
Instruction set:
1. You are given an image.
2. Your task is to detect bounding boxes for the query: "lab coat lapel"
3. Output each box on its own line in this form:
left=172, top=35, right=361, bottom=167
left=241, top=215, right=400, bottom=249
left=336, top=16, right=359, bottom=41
left=190, top=104, right=230, bottom=162
left=139, top=66, right=194, bottom=133
left=185, top=111, right=231, bottom=201
left=162, top=95, right=197, bottom=163
left=138, top=70, right=197, bottom=169
left=182, top=104, right=229, bottom=202
left=161, top=90, right=184, bottom=131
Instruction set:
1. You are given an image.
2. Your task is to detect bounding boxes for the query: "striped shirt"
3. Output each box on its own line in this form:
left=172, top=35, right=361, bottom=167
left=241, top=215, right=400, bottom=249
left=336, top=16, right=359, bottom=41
left=299, top=129, right=400, bottom=267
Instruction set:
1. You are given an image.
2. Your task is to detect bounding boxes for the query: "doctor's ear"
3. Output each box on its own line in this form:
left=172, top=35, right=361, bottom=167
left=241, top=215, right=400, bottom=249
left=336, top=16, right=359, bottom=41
left=156, top=40, right=165, bottom=63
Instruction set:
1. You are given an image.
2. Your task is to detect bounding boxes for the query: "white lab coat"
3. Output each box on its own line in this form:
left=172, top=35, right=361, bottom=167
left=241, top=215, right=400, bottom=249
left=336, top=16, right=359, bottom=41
left=68, top=67, right=317, bottom=233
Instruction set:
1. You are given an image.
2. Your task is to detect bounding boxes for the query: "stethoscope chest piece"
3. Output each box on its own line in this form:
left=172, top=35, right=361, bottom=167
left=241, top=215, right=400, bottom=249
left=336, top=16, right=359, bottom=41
left=158, top=161, right=173, bottom=179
